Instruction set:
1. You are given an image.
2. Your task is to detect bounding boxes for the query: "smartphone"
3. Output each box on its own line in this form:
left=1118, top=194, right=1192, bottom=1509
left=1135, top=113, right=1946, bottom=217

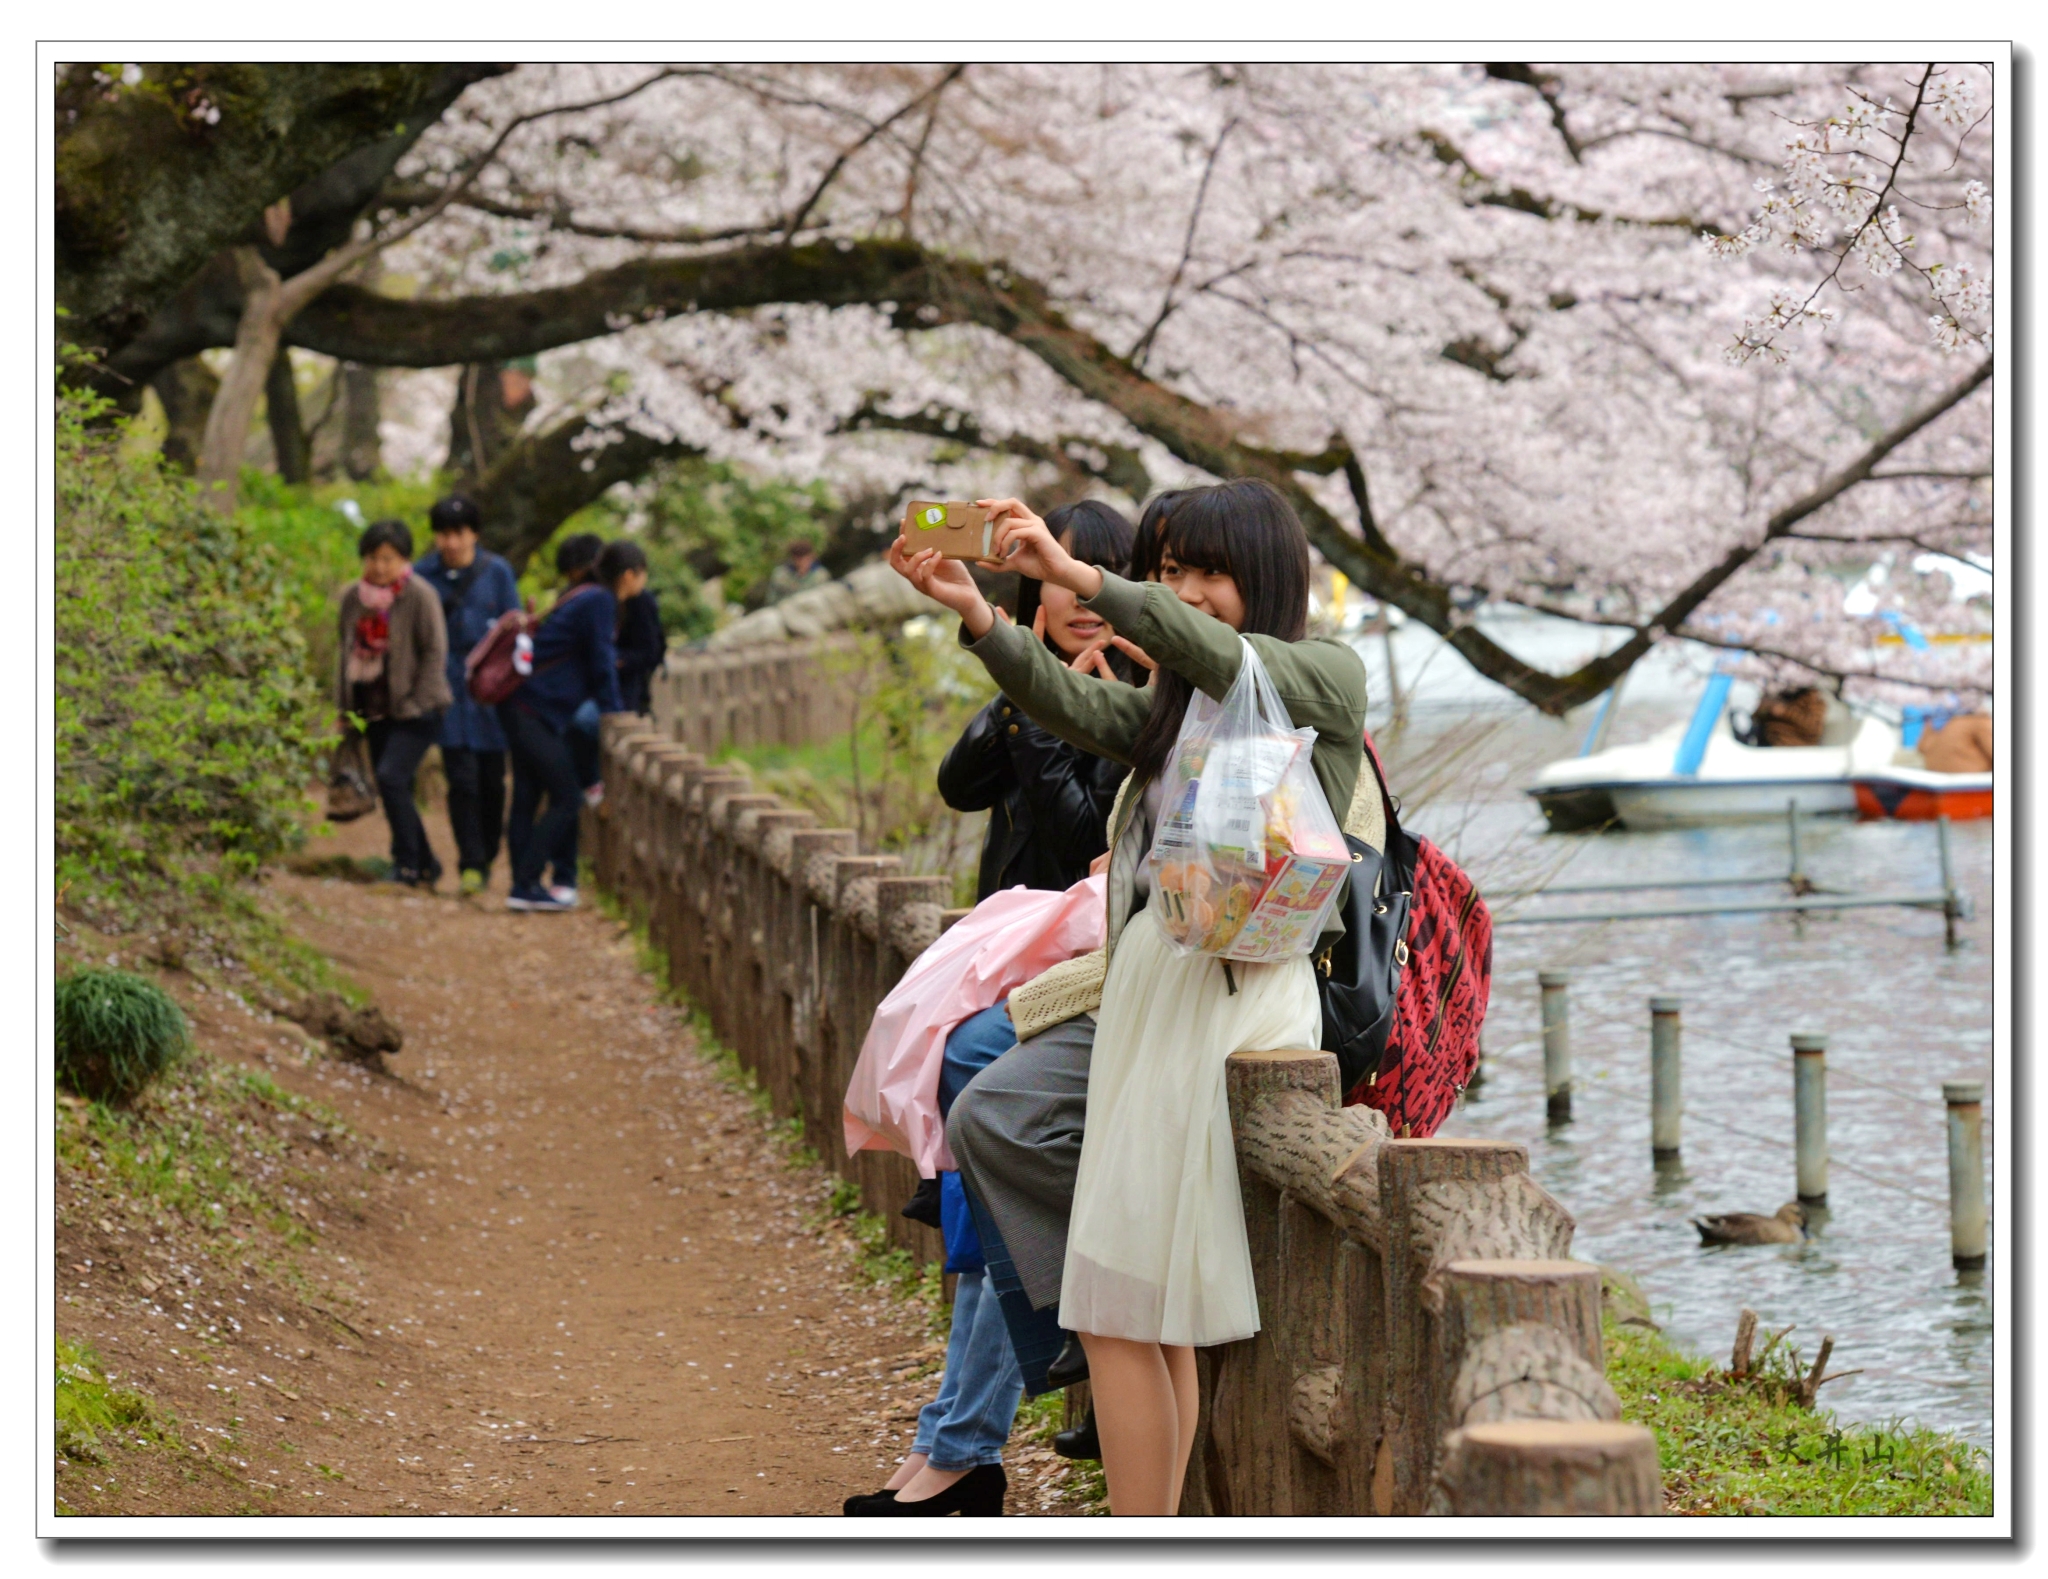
left=902, top=499, right=996, bottom=561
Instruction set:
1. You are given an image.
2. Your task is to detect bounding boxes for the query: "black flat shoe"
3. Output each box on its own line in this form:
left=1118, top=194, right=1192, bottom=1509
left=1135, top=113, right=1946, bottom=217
left=842, top=1488, right=898, bottom=1514
left=1046, top=1332, right=1089, bottom=1388
left=1054, top=1407, right=1100, bottom=1461
left=847, top=1463, right=1005, bottom=1517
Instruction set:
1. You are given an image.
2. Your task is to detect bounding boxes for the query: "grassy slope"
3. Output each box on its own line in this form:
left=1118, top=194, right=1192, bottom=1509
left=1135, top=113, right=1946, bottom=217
left=1605, top=1314, right=1991, bottom=1515
left=52, top=901, right=386, bottom=1514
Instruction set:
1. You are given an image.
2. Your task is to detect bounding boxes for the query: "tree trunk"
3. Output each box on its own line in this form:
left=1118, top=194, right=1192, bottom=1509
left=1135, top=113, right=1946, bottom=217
left=1434, top=1421, right=1662, bottom=1515
left=341, top=364, right=383, bottom=482
left=149, top=357, right=220, bottom=473
left=195, top=249, right=285, bottom=511
left=265, top=347, right=311, bottom=485
left=56, top=63, right=505, bottom=367
left=473, top=408, right=694, bottom=570
left=446, top=362, right=537, bottom=481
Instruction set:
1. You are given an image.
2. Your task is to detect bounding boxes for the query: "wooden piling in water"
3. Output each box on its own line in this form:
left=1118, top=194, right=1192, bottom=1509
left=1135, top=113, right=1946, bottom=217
left=1539, top=971, right=1572, bottom=1121
left=1649, top=996, right=1681, bottom=1159
left=1937, top=816, right=1960, bottom=950
left=1943, top=1079, right=1988, bottom=1270
left=1791, top=1033, right=1828, bottom=1206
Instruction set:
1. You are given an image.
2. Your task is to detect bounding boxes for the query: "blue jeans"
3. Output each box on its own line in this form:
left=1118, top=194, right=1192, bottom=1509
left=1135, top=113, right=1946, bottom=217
left=911, top=1268, right=1023, bottom=1470
left=941, top=1004, right=1067, bottom=1397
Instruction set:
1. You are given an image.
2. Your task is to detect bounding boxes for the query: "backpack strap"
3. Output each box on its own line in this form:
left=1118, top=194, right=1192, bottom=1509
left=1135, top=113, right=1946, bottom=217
left=1359, top=728, right=1417, bottom=886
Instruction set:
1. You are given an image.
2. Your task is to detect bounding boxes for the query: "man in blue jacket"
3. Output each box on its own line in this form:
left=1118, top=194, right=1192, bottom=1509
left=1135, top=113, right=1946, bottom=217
left=503, top=533, right=623, bottom=912
left=416, top=496, right=524, bottom=898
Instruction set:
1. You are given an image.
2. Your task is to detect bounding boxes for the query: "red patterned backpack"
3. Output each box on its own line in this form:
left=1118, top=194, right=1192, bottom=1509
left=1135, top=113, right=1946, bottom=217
left=1330, top=730, right=1493, bottom=1138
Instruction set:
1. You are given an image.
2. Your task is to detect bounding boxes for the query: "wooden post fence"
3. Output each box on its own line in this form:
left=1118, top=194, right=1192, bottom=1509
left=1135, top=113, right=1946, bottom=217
left=594, top=701, right=1658, bottom=1518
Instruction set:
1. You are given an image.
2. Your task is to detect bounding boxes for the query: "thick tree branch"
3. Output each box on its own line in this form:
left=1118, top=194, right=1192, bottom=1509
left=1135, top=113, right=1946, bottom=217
left=838, top=399, right=1154, bottom=500
left=177, top=233, right=1990, bottom=713
left=473, top=409, right=701, bottom=570
left=1512, top=355, right=1993, bottom=704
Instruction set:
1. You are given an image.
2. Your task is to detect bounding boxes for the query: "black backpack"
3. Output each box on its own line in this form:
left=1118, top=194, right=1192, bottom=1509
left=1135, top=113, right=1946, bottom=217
left=1315, top=745, right=1418, bottom=1098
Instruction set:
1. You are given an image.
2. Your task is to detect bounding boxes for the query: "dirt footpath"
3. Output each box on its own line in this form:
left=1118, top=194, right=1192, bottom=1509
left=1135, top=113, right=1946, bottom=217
left=59, top=804, right=1084, bottom=1517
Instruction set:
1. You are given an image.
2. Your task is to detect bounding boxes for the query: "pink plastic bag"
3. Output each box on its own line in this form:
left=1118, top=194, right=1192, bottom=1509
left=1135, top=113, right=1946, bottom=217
left=844, top=874, right=1107, bottom=1177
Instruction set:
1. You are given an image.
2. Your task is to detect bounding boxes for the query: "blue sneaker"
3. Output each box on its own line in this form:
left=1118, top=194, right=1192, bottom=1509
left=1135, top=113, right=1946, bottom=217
left=507, top=885, right=571, bottom=913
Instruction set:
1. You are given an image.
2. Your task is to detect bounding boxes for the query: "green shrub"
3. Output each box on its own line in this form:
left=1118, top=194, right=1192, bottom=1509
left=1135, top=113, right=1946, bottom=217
left=582, top=455, right=837, bottom=637
left=55, top=968, right=189, bottom=1102
left=55, top=1338, right=168, bottom=1464
left=721, top=620, right=994, bottom=900
left=56, top=375, right=325, bottom=889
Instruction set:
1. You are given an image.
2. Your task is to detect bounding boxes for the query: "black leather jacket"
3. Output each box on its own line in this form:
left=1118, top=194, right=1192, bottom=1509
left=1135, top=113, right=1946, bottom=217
left=938, top=694, right=1126, bottom=901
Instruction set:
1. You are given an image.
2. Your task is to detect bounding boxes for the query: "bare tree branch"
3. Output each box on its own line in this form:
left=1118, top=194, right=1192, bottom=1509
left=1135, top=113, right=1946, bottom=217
left=780, top=66, right=967, bottom=242
left=1128, top=117, right=1237, bottom=368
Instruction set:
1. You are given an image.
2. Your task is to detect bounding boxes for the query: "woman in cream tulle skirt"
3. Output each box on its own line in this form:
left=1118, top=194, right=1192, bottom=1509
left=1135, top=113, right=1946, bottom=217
left=889, top=480, right=1367, bottom=1514
left=1059, top=902, right=1320, bottom=1347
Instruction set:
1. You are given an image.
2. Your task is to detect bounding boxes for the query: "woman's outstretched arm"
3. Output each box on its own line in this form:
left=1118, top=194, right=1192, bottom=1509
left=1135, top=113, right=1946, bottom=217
left=887, top=535, right=1151, bottom=764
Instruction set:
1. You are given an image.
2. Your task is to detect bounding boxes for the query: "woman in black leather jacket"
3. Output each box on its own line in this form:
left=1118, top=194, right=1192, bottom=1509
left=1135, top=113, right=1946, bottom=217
left=938, top=500, right=1138, bottom=901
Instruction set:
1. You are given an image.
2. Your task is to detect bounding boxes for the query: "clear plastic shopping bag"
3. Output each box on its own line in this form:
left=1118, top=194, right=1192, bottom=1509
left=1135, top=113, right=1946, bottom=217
left=1146, top=640, right=1351, bottom=961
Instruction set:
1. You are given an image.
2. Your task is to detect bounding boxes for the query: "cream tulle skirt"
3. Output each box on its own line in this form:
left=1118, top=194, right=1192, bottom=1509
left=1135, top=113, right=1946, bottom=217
left=1057, top=900, right=1321, bottom=1347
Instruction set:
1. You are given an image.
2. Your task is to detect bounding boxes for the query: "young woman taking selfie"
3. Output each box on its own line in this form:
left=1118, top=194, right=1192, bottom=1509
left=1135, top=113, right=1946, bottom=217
left=889, top=478, right=1367, bottom=1515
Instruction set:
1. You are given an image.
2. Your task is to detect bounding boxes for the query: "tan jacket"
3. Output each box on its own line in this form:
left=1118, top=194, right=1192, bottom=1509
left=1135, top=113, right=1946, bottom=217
left=335, top=574, right=452, bottom=721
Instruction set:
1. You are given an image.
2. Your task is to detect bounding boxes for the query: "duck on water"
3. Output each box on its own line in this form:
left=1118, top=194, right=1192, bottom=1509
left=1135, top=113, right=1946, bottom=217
left=1693, top=1203, right=1808, bottom=1246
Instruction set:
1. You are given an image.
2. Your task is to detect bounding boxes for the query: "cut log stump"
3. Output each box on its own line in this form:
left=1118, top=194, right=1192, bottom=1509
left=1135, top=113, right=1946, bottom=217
left=1434, top=1420, right=1663, bottom=1516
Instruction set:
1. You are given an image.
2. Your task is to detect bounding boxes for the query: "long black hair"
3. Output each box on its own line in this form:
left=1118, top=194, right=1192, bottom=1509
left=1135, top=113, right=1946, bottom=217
left=1014, top=499, right=1135, bottom=634
left=1128, top=489, right=1190, bottom=585
left=1127, top=478, right=1313, bottom=783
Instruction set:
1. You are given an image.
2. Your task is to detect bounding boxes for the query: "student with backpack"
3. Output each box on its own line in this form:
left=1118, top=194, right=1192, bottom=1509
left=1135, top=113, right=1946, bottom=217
left=336, top=519, right=451, bottom=888
left=501, top=533, right=622, bottom=913
left=892, top=478, right=1369, bottom=1516
left=415, top=494, right=523, bottom=897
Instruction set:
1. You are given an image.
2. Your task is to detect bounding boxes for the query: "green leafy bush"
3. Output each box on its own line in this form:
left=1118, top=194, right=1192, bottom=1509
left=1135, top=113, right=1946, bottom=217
left=55, top=1338, right=168, bottom=1464
left=583, top=456, right=837, bottom=638
left=721, top=620, right=994, bottom=901
left=55, top=968, right=189, bottom=1102
left=56, top=378, right=325, bottom=887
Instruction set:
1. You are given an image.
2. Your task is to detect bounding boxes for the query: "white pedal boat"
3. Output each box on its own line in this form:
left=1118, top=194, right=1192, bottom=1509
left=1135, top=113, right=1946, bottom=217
left=1528, top=679, right=1901, bottom=832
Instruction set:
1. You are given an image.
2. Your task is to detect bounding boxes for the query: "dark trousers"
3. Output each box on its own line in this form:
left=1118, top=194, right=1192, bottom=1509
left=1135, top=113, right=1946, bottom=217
left=365, top=716, right=442, bottom=880
left=504, top=705, right=582, bottom=892
left=442, top=747, right=507, bottom=878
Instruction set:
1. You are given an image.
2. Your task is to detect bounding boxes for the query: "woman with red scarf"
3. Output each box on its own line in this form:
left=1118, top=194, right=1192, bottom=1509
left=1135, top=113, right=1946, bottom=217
left=335, top=519, right=451, bottom=886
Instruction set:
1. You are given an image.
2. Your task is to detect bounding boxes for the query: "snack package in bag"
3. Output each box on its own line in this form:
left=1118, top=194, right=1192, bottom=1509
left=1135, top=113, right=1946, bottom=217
left=1146, top=640, right=1352, bottom=961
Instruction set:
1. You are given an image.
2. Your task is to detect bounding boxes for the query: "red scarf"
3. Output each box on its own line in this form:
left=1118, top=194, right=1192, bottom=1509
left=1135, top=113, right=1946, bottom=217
left=347, top=570, right=409, bottom=684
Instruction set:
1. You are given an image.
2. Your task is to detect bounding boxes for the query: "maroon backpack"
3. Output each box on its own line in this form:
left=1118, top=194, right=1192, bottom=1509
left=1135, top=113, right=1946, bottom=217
left=465, top=585, right=596, bottom=706
left=1344, top=730, right=1493, bottom=1139
left=465, top=607, right=538, bottom=705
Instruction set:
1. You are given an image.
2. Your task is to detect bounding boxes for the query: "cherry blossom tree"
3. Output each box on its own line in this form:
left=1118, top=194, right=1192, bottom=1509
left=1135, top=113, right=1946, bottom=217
left=85, top=60, right=1995, bottom=708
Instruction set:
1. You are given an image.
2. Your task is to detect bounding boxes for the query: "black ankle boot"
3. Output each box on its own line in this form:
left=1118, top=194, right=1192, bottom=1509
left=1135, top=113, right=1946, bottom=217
left=1054, top=1407, right=1100, bottom=1461
left=847, top=1463, right=1005, bottom=1516
left=1045, top=1332, right=1089, bottom=1388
